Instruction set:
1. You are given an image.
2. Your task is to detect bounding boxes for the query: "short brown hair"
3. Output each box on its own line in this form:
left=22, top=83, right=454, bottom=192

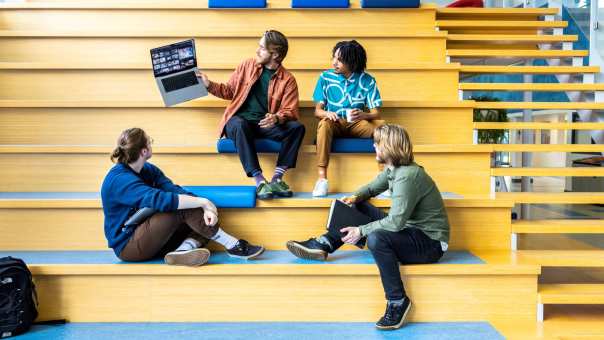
left=110, top=128, right=151, bottom=164
left=373, top=124, right=414, bottom=166
left=264, top=30, right=288, bottom=62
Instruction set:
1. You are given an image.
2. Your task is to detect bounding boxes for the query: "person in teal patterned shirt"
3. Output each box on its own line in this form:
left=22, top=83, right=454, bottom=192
left=311, top=40, right=385, bottom=197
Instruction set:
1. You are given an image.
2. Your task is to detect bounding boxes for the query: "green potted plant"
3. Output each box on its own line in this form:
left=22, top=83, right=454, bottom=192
left=471, top=95, right=509, bottom=144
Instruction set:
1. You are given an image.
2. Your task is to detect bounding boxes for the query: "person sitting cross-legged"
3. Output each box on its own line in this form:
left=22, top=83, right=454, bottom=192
left=101, top=128, right=265, bottom=266
left=287, top=124, right=450, bottom=330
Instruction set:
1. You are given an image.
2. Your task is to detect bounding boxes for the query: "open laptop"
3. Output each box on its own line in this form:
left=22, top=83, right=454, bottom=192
left=150, top=39, right=208, bottom=107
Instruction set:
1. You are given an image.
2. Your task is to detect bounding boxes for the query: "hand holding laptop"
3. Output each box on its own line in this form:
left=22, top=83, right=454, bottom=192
left=195, top=70, right=210, bottom=88
left=339, top=195, right=358, bottom=207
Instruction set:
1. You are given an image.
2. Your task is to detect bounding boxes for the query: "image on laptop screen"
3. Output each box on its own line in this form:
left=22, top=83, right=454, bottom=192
left=150, top=39, right=197, bottom=78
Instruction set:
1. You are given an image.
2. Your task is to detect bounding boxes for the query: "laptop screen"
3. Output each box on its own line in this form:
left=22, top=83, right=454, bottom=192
left=150, top=39, right=197, bottom=78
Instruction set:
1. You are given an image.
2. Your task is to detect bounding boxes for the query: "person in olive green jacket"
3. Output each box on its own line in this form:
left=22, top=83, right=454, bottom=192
left=286, top=124, right=450, bottom=331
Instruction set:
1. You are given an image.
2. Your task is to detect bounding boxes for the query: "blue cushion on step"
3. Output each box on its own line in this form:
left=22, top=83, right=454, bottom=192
left=209, top=0, right=266, bottom=8
left=217, top=138, right=375, bottom=153
left=292, top=0, right=349, bottom=8
left=330, top=138, right=375, bottom=152
left=183, top=186, right=256, bottom=208
left=360, top=0, right=419, bottom=7
left=217, top=138, right=282, bottom=153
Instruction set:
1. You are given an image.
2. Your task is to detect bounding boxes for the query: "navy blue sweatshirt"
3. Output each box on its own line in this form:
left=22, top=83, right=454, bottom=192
left=100, top=162, right=195, bottom=256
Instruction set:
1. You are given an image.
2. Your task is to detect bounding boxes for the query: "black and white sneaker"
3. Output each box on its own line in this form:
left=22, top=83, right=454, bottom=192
left=286, top=238, right=331, bottom=261
left=226, top=239, right=265, bottom=260
left=375, top=298, right=412, bottom=330
left=164, top=248, right=211, bottom=267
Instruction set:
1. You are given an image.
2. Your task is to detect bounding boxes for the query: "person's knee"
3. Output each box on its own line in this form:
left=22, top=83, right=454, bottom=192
left=289, top=121, right=306, bottom=136
left=227, top=117, right=248, bottom=131
left=367, top=230, right=389, bottom=251
left=317, top=118, right=336, bottom=131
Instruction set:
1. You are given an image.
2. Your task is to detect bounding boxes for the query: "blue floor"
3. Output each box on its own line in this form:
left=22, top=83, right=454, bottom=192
left=0, top=250, right=484, bottom=265
left=17, top=322, right=503, bottom=340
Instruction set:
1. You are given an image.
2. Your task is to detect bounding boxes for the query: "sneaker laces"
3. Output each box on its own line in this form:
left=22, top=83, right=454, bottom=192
left=384, top=303, right=398, bottom=321
left=234, top=240, right=249, bottom=252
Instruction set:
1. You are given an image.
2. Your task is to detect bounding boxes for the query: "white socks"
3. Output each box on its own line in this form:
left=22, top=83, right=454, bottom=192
left=175, top=238, right=201, bottom=252
left=211, top=228, right=239, bottom=250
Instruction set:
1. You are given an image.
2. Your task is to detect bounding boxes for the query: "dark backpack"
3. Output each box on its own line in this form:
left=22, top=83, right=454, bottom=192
left=0, top=257, right=38, bottom=338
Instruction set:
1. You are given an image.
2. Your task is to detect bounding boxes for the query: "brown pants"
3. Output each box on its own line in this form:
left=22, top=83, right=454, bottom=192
left=316, top=118, right=385, bottom=168
left=119, top=208, right=219, bottom=262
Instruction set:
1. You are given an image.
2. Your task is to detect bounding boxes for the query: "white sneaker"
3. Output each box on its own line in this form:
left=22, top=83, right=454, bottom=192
left=312, top=178, right=329, bottom=197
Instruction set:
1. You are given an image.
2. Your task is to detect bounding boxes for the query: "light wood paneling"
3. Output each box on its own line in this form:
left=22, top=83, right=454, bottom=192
left=0, top=151, right=492, bottom=194
left=460, top=65, right=599, bottom=74
left=33, top=271, right=537, bottom=322
left=0, top=106, right=473, bottom=145
left=513, top=219, right=604, bottom=234
left=0, top=69, right=458, bottom=101
left=0, top=205, right=511, bottom=251
left=0, top=9, right=436, bottom=34
left=0, top=37, right=447, bottom=65
left=539, top=284, right=604, bottom=304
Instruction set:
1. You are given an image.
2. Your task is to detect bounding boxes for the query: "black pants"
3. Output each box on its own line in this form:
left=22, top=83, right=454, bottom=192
left=323, top=201, right=444, bottom=300
left=224, top=115, right=306, bottom=177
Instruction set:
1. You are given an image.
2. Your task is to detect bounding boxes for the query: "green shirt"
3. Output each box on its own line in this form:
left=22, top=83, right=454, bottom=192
left=353, top=163, right=450, bottom=244
left=236, top=67, right=275, bottom=122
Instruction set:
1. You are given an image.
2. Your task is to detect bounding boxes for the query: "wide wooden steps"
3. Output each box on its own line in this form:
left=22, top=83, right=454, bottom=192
left=489, top=144, right=602, bottom=152
left=491, top=167, right=604, bottom=177
left=0, top=99, right=476, bottom=108
left=448, top=49, right=588, bottom=58
left=0, top=69, right=458, bottom=102
left=496, top=192, right=604, bottom=204
left=437, top=20, right=567, bottom=29
left=460, top=83, right=604, bottom=92
left=460, top=65, right=599, bottom=74
left=0, top=61, right=456, bottom=71
left=474, top=122, right=604, bottom=130
left=474, top=101, right=604, bottom=110
left=0, top=0, right=433, bottom=10
left=0, top=249, right=539, bottom=322
left=0, top=37, right=449, bottom=66
left=478, top=249, right=604, bottom=267
left=512, top=219, right=604, bottom=234
left=539, top=284, right=604, bottom=305
left=0, top=192, right=513, bottom=251
left=447, top=34, right=577, bottom=42
left=437, top=7, right=559, bottom=16
left=0, top=8, right=437, bottom=36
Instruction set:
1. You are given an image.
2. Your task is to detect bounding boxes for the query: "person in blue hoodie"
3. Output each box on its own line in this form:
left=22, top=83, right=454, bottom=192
left=101, top=128, right=264, bottom=266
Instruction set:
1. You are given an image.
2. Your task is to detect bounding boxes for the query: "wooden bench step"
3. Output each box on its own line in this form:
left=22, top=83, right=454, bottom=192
left=448, top=34, right=577, bottom=42
left=490, top=144, right=602, bottom=152
left=496, top=192, right=604, bottom=204
left=437, top=20, right=567, bottom=29
left=512, top=219, right=604, bottom=234
left=474, top=101, right=604, bottom=110
left=474, top=122, right=604, bottom=130
left=448, top=49, right=587, bottom=58
left=539, top=284, right=604, bottom=305
left=460, top=65, right=599, bottom=74
left=437, top=8, right=559, bottom=16
left=0, top=99, right=475, bottom=108
left=460, top=83, right=604, bottom=91
left=491, top=167, right=604, bottom=177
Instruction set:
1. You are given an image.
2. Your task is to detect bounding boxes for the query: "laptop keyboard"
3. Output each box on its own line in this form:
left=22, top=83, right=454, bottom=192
left=161, top=71, right=199, bottom=93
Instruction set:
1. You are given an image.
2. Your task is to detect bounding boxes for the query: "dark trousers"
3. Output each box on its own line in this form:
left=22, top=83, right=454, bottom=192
left=323, top=201, right=444, bottom=300
left=119, top=208, right=218, bottom=262
left=224, top=115, right=306, bottom=177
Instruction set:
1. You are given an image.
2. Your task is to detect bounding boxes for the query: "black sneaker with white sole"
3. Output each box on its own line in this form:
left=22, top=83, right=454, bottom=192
left=286, top=238, right=331, bottom=261
left=375, top=298, right=412, bottom=330
left=226, top=239, right=265, bottom=260
left=164, top=248, right=211, bottom=267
